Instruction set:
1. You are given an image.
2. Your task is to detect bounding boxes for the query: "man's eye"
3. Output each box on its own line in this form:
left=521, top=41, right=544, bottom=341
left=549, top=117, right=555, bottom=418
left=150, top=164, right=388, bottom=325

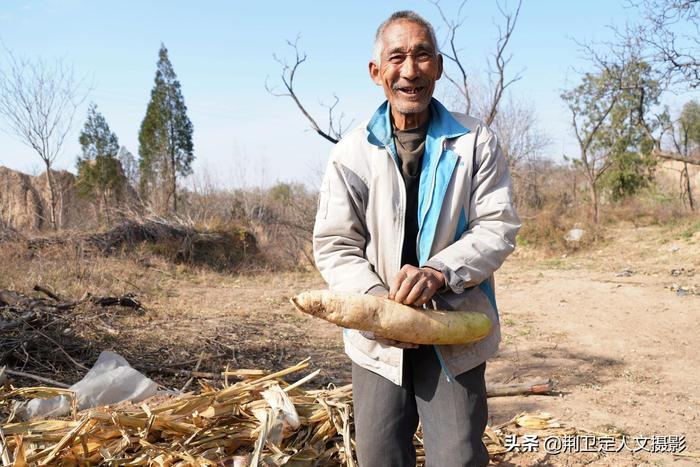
left=389, top=55, right=405, bottom=64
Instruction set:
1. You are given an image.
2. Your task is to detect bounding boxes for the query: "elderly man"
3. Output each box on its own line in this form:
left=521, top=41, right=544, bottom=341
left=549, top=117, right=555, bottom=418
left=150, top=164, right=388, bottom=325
left=312, top=10, right=520, bottom=467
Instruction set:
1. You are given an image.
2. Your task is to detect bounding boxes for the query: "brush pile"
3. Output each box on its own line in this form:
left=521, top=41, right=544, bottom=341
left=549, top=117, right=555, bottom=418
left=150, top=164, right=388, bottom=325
left=22, top=218, right=258, bottom=271
left=0, top=286, right=142, bottom=390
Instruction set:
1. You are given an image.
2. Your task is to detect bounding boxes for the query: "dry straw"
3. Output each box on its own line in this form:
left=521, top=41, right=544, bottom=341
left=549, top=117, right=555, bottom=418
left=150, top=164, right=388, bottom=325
left=0, top=359, right=625, bottom=466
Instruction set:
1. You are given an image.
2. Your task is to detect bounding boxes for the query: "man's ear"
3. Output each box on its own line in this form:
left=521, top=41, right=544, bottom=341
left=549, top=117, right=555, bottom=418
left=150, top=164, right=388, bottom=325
left=368, top=61, right=382, bottom=86
left=436, top=53, right=444, bottom=81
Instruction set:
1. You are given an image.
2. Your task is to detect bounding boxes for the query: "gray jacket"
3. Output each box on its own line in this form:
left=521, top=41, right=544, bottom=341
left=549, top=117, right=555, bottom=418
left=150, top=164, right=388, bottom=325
left=313, top=99, right=520, bottom=385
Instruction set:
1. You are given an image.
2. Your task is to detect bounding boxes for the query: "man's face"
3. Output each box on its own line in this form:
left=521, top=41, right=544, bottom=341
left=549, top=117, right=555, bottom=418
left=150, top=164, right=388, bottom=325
left=369, top=20, right=443, bottom=121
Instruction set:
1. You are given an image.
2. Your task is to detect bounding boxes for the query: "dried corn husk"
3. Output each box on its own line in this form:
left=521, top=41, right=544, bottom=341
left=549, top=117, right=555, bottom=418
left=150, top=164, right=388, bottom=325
left=0, top=361, right=617, bottom=466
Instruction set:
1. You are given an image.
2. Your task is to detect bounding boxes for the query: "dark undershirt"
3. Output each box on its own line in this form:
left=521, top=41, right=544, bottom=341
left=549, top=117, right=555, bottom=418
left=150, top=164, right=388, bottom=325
left=393, top=121, right=428, bottom=267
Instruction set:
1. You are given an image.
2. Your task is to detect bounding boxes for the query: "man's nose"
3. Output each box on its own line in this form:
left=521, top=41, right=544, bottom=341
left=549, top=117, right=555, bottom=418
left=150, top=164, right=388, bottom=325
left=401, top=55, right=419, bottom=79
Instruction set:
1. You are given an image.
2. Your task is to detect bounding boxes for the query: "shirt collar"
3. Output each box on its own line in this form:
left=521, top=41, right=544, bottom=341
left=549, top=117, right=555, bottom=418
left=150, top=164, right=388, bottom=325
left=366, top=98, right=470, bottom=147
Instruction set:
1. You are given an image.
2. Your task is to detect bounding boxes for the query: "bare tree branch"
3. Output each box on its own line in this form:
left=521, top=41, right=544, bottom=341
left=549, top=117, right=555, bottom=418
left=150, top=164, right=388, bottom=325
left=0, top=46, right=89, bottom=230
left=484, top=0, right=524, bottom=125
left=265, top=36, right=347, bottom=144
left=626, top=0, right=700, bottom=89
left=431, top=0, right=523, bottom=125
left=430, top=0, right=471, bottom=114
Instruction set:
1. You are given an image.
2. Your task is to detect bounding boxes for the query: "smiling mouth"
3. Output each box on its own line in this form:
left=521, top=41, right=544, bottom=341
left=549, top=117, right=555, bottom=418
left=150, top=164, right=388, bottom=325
left=396, top=86, right=425, bottom=95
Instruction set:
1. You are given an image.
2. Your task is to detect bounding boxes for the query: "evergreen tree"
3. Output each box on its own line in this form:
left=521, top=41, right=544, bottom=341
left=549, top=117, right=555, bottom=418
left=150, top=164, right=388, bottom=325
left=76, top=103, right=124, bottom=225
left=138, top=43, right=194, bottom=214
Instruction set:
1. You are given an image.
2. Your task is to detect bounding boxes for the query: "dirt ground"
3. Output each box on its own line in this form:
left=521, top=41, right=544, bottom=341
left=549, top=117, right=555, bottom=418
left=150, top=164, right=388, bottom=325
left=1, top=221, right=699, bottom=466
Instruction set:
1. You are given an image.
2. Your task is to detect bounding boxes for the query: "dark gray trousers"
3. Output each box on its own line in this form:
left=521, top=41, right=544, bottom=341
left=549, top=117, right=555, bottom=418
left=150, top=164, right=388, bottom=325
left=351, top=345, right=489, bottom=467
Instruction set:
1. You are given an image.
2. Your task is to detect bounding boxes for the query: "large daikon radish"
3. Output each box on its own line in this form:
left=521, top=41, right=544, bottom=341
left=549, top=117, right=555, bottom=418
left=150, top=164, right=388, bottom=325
left=290, top=290, right=492, bottom=345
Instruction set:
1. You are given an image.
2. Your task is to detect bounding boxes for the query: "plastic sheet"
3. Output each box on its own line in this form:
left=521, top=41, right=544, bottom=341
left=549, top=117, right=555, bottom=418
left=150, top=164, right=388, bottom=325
left=18, top=351, right=158, bottom=419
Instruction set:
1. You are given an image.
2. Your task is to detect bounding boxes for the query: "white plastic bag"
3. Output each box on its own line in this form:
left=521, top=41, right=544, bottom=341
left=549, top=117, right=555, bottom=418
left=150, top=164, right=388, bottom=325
left=18, top=351, right=158, bottom=419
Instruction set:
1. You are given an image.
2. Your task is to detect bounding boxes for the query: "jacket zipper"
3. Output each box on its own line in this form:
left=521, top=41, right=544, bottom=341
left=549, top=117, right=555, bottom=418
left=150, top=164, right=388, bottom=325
left=385, top=143, right=407, bottom=386
left=415, top=138, right=445, bottom=263
left=385, top=143, right=406, bottom=277
left=414, top=139, right=454, bottom=383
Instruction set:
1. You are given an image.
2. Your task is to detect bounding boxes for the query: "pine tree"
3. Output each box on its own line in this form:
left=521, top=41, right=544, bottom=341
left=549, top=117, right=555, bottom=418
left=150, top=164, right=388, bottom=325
left=75, top=103, right=124, bottom=225
left=138, top=43, right=194, bottom=214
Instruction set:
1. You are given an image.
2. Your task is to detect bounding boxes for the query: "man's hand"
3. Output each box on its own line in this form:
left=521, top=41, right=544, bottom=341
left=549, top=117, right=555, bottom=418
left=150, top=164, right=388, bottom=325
left=389, top=265, right=445, bottom=306
left=364, top=284, right=419, bottom=348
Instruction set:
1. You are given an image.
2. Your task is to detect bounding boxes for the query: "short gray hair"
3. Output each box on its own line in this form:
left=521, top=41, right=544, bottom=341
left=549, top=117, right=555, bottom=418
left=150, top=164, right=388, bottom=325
left=372, top=11, right=438, bottom=64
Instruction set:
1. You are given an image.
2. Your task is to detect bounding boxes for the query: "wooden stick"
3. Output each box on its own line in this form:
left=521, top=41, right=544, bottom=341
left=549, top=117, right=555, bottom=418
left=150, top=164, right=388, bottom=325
left=30, top=328, right=89, bottom=372
left=486, top=379, right=554, bottom=397
left=179, top=352, right=205, bottom=393
left=4, top=369, right=70, bottom=389
left=32, top=285, right=63, bottom=302
left=137, top=365, right=222, bottom=380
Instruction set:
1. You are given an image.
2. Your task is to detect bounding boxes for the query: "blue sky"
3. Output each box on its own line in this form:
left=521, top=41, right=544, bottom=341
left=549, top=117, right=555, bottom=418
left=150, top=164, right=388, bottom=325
left=0, top=0, right=697, bottom=188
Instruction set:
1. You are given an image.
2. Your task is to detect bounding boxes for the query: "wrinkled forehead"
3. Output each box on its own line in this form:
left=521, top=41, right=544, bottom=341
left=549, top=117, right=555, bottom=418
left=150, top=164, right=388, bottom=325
left=380, top=19, right=437, bottom=54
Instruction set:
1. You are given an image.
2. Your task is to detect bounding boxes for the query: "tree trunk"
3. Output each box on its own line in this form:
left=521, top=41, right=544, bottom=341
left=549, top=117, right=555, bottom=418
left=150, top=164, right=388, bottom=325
left=683, top=162, right=695, bottom=211
left=172, top=172, right=177, bottom=213
left=584, top=168, right=600, bottom=224
left=171, top=154, right=177, bottom=214
left=102, top=191, right=111, bottom=226
left=44, top=161, right=58, bottom=230
left=591, top=184, right=599, bottom=224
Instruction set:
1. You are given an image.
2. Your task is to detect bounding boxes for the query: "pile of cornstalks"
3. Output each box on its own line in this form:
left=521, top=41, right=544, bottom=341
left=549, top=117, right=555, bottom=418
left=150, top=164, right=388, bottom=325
left=0, top=359, right=572, bottom=466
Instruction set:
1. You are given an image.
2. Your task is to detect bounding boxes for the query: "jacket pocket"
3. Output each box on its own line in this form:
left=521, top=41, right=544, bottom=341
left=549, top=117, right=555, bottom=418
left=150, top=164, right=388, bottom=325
left=345, top=329, right=386, bottom=361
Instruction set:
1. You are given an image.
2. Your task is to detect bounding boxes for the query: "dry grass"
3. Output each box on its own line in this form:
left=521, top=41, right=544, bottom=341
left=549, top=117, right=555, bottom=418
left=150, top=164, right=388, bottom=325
left=0, top=237, right=346, bottom=396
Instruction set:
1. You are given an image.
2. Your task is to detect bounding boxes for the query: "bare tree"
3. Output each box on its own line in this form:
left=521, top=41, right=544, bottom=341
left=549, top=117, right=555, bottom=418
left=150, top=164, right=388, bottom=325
left=265, top=36, right=352, bottom=144
left=268, top=3, right=524, bottom=147
left=629, top=0, right=700, bottom=89
left=666, top=101, right=700, bottom=209
left=431, top=0, right=523, bottom=125
left=0, top=48, right=87, bottom=230
left=488, top=95, right=551, bottom=205
left=490, top=95, right=551, bottom=171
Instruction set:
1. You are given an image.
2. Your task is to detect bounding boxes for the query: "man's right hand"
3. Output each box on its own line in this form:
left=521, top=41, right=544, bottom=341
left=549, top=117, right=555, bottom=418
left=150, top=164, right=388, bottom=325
left=389, top=264, right=445, bottom=306
left=364, top=285, right=419, bottom=348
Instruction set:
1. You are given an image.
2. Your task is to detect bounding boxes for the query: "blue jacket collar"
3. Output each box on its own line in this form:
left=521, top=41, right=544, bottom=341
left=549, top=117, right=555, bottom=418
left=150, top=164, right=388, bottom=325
left=366, top=98, right=469, bottom=147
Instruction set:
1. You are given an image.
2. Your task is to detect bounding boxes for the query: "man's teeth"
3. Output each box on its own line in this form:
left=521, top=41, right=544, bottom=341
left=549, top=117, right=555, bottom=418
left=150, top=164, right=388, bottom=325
left=400, top=87, right=422, bottom=94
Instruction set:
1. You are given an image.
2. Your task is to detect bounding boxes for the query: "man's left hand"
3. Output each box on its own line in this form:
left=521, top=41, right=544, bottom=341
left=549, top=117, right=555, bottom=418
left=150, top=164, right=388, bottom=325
left=389, top=265, right=445, bottom=307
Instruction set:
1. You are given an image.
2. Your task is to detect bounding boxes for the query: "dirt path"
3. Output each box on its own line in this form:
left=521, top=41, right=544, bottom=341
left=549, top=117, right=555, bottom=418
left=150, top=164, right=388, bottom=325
left=486, top=224, right=700, bottom=465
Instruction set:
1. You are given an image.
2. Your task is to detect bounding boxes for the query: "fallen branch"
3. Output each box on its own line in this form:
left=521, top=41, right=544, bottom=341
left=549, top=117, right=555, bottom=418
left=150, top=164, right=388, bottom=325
left=32, top=285, right=63, bottom=302
left=3, top=369, right=70, bottom=389
left=138, top=365, right=222, bottom=380
left=178, top=352, right=205, bottom=393
left=486, top=379, right=554, bottom=397
left=90, top=293, right=141, bottom=309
